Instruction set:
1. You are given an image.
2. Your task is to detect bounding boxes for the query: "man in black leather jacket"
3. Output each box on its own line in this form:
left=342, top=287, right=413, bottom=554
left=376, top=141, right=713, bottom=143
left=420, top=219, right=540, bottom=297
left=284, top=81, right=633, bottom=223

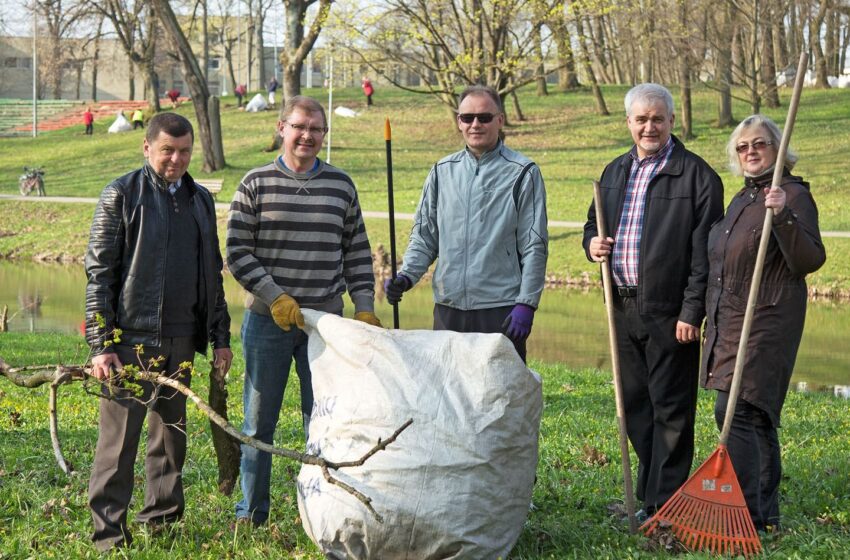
left=583, top=84, right=724, bottom=521
left=84, top=112, right=232, bottom=552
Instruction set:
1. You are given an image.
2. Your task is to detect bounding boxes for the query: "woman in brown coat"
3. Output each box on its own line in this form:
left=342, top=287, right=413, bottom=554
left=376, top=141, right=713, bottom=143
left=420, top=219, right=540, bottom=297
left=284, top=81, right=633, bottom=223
left=701, top=114, right=826, bottom=532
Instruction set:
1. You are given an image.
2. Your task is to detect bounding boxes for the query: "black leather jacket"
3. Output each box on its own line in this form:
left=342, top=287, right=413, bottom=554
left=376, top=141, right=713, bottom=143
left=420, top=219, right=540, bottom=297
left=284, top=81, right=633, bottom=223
left=583, top=136, right=725, bottom=326
left=85, top=165, right=230, bottom=355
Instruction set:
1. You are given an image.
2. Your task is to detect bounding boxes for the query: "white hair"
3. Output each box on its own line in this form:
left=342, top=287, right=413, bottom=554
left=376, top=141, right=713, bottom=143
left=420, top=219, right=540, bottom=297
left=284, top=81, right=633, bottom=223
left=726, top=114, right=798, bottom=176
left=624, top=83, right=674, bottom=117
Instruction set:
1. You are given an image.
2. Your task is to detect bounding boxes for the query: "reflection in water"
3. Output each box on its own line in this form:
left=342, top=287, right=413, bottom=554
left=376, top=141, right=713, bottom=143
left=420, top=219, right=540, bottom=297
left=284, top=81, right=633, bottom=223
left=1, top=261, right=849, bottom=392
left=17, top=289, right=43, bottom=332
left=796, top=381, right=850, bottom=399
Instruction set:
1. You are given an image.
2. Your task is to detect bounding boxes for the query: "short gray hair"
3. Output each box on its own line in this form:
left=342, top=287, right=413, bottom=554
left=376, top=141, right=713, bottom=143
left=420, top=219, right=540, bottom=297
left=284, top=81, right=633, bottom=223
left=726, top=114, right=798, bottom=176
left=624, top=83, right=674, bottom=117
left=281, top=95, right=327, bottom=128
left=458, top=85, right=504, bottom=114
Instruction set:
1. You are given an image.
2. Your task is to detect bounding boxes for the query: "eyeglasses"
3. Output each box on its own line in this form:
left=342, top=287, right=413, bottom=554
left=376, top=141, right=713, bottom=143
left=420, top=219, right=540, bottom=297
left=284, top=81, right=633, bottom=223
left=735, top=140, right=773, bottom=154
left=457, top=112, right=496, bottom=124
left=286, top=122, right=328, bottom=135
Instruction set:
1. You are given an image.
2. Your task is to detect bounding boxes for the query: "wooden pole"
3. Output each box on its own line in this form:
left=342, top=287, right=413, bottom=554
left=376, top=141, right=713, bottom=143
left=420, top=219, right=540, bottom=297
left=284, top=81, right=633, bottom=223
left=593, top=180, right=638, bottom=533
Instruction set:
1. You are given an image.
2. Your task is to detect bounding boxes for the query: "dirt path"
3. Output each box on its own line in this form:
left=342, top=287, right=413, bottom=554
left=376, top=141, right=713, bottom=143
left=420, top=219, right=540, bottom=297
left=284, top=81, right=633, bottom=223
left=3, top=194, right=848, bottom=237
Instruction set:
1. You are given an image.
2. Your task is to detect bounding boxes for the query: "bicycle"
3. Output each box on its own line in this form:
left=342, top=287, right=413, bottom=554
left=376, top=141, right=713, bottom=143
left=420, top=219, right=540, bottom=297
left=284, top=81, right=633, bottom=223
left=18, top=167, right=46, bottom=196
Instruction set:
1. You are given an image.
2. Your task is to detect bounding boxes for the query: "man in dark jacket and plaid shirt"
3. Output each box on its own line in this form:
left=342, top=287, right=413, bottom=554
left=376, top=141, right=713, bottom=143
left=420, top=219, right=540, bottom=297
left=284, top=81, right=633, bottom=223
left=583, top=83, right=724, bottom=521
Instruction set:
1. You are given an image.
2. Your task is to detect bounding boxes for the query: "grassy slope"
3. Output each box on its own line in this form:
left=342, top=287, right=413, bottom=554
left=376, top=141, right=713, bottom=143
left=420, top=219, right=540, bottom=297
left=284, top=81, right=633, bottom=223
left=0, top=333, right=848, bottom=558
left=2, top=85, right=850, bottom=292
left=2, top=85, right=849, bottom=224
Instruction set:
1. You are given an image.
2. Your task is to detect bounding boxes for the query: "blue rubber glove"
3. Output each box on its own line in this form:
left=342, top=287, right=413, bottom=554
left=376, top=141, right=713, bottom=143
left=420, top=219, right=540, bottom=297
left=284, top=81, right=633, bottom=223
left=501, top=304, right=535, bottom=342
left=384, top=274, right=413, bottom=305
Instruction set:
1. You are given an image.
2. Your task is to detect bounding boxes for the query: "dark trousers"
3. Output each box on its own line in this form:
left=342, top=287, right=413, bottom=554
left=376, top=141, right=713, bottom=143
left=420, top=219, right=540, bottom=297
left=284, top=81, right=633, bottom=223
left=85, top=123, right=93, bottom=135
left=133, top=121, right=143, bottom=129
left=88, top=336, right=195, bottom=551
left=366, top=94, right=373, bottom=106
left=612, top=295, right=699, bottom=512
left=433, top=303, right=526, bottom=363
left=714, top=391, right=781, bottom=530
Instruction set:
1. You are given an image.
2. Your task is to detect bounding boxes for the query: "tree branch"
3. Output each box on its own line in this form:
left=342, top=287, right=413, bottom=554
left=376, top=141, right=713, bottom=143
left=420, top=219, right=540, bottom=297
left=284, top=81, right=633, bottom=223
left=0, top=357, right=413, bottom=520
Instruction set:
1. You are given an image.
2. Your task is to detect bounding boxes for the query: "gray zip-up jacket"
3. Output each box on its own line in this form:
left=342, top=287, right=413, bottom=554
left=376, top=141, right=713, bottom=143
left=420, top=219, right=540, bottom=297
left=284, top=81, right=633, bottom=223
left=400, top=141, right=548, bottom=310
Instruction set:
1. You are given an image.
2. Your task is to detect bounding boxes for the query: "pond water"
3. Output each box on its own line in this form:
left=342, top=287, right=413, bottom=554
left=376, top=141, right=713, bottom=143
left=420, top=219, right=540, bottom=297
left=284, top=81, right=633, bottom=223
left=1, top=261, right=848, bottom=396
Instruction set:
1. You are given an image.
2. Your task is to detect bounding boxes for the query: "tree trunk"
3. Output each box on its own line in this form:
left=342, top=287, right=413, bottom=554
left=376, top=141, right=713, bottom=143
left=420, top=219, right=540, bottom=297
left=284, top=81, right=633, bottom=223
left=716, top=3, right=734, bottom=127
left=679, top=1, right=694, bottom=140
left=153, top=0, right=225, bottom=172
left=144, top=3, right=161, bottom=112
left=208, top=364, right=241, bottom=495
left=810, top=0, right=830, bottom=88
left=575, top=8, right=609, bottom=116
left=748, top=0, right=761, bottom=115
left=533, top=24, right=547, bottom=96
left=256, top=11, right=266, bottom=90
left=202, top=0, right=209, bottom=82
left=246, top=9, right=255, bottom=91
left=638, top=0, right=654, bottom=82
left=511, top=89, right=526, bottom=121
left=552, top=15, right=580, bottom=90
left=128, top=63, right=135, bottom=101
left=91, top=17, right=103, bottom=101
left=762, top=5, right=780, bottom=109
left=774, top=8, right=788, bottom=70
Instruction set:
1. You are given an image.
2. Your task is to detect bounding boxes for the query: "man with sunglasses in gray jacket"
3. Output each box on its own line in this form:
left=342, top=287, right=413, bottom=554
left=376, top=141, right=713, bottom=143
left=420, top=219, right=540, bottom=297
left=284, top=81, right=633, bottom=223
left=385, top=85, right=548, bottom=362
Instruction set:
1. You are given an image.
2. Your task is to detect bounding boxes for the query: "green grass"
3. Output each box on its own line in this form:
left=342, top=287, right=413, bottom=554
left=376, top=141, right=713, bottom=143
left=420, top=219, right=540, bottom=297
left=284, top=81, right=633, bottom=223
left=2, top=85, right=849, bottom=226
left=1, top=332, right=848, bottom=558
left=2, top=84, right=850, bottom=292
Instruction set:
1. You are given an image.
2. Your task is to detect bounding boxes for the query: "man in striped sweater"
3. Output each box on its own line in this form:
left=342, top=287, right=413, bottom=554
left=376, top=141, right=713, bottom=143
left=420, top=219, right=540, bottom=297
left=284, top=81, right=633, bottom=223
left=226, top=95, right=381, bottom=526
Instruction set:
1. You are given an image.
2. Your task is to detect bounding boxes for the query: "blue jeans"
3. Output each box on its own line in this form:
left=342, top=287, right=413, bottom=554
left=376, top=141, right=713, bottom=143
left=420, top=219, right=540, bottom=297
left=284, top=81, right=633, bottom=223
left=236, top=310, right=312, bottom=523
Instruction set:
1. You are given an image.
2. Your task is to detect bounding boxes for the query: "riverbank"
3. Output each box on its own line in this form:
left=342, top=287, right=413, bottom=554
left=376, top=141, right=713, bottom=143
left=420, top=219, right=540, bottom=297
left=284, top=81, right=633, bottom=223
left=1, top=331, right=848, bottom=558
left=2, top=198, right=850, bottom=299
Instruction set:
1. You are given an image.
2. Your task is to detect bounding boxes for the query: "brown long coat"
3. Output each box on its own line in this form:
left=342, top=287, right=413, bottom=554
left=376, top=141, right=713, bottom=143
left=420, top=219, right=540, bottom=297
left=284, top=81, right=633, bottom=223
left=701, top=172, right=826, bottom=426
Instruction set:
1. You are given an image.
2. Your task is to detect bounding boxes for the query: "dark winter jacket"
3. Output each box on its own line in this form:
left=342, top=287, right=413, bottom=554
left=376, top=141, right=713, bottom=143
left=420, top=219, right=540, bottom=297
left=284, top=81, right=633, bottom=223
left=583, top=135, right=725, bottom=326
left=85, top=165, right=230, bottom=355
left=701, top=171, right=825, bottom=425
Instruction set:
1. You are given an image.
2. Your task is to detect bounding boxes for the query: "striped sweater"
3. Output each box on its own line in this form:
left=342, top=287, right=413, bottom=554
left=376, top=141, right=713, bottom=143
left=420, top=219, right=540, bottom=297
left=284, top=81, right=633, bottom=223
left=226, top=158, right=375, bottom=315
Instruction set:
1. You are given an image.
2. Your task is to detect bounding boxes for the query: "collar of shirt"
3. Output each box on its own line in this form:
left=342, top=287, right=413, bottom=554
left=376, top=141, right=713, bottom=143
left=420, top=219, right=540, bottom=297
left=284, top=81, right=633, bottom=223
left=278, top=156, right=320, bottom=174
left=168, top=178, right=183, bottom=194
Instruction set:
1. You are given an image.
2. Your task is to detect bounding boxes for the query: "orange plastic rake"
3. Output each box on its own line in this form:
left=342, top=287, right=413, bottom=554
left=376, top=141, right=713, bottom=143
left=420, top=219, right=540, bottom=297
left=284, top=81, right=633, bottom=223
left=640, top=443, right=761, bottom=556
left=641, top=51, right=809, bottom=557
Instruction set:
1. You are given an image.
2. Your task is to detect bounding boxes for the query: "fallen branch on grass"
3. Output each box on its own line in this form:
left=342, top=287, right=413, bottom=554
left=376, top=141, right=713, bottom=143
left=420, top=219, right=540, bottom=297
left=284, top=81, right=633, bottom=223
left=0, top=356, right=413, bottom=521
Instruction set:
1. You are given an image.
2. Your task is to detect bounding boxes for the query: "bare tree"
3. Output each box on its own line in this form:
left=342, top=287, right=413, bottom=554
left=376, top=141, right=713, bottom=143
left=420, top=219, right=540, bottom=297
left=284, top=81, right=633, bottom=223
left=152, top=0, right=225, bottom=172
left=33, top=0, right=88, bottom=99
left=266, top=0, right=333, bottom=151
left=87, top=0, right=162, bottom=111
left=571, top=2, right=609, bottom=115
left=809, top=0, right=831, bottom=87
left=337, top=0, right=563, bottom=121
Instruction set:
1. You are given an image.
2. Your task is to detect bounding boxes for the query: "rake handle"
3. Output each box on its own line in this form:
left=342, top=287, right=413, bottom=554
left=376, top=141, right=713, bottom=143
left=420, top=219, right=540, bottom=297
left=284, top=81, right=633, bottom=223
left=719, top=52, right=808, bottom=446
left=593, top=180, right=638, bottom=534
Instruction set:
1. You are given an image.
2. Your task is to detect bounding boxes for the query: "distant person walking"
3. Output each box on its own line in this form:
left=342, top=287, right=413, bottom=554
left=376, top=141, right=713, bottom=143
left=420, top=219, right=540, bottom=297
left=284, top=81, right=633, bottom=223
left=235, top=84, right=247, bottom=108
left=167, top=88, right=181, bottom=108
left=131, top=109, right=144, bottom=130
left=361, top=76, right=374, bottom=107
left=84, top=107, right=94, bottom=135
left=267, top=76, right=279, bottom=108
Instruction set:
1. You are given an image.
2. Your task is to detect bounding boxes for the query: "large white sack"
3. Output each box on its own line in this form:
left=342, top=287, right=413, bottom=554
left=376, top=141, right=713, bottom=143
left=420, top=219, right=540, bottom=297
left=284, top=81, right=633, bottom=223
left=107, top=111, right=132, bottom=133
left=297, top=310, right=542, bottom=560
left=245, top=93, right=268, bottom=112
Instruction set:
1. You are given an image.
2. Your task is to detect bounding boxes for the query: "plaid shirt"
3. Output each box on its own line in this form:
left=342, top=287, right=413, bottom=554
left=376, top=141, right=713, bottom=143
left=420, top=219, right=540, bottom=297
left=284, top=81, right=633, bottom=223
left=612, top=138, right=674, bottom=286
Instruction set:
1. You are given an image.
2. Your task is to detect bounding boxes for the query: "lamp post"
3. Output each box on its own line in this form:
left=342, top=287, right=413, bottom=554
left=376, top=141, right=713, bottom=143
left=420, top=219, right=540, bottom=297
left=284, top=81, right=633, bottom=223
left=32, top=6, right=38, bottom=138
